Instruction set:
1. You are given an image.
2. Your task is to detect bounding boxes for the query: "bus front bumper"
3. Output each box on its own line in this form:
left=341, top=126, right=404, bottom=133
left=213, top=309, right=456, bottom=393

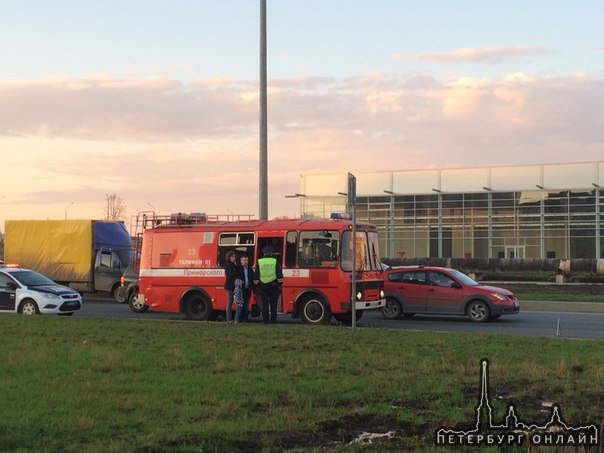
left=341, top=298, right=386, bottom=311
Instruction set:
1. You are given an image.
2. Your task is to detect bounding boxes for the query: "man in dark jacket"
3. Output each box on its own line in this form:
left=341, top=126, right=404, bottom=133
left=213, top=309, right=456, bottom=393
left=223, top=251, right=238, bottom=323
left=253, top=252, right=283, bottom=324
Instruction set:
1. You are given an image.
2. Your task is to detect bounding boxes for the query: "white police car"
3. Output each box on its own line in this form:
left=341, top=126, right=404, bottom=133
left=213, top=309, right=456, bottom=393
left=0, top=265, right=82, bottom=315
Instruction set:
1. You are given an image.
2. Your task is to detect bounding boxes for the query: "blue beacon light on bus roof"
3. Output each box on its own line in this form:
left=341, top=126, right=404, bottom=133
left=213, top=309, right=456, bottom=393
left=330, top=212, right=352, bottom=220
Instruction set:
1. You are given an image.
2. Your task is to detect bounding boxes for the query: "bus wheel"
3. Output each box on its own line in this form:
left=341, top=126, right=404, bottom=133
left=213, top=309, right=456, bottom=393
left=300, top=295, right=331, bottom=325
left=129, top=291, right=148, bottom=313
left=183, top=294, right=212, bottom=321
left=333, top=310, right=364, bottom=325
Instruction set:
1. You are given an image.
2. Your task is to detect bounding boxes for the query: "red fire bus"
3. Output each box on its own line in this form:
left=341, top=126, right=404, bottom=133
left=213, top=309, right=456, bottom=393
left=135, top=212, right=385, bottom=324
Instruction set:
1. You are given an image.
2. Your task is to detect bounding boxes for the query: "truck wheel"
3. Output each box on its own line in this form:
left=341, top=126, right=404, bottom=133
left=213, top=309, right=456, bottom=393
left=467, top=300, right=490, bottom=323
left=381, top=297, right=402, bottom=319
left=114, top=289, right=127, bottom=304
left=20, top=300, right=39, bottom=315
left=111, top=283, right=125, bottom=303
left=128, top=291, right=148, bottom=313
left=183, top=294, right=212, bottom=321
left=299, top=295, right=331, bottom=325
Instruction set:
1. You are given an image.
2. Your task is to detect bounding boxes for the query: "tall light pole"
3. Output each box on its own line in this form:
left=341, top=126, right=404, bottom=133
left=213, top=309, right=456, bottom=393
left=259, top=0, right=268, bottom=220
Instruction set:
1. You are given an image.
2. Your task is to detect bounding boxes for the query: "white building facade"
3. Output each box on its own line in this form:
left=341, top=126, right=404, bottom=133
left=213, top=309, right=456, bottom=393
left=298, top=161, right=604, bottom=260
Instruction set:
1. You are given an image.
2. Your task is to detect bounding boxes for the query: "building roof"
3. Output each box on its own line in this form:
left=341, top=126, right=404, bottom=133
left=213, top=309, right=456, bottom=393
left=301, top=161, right=604, bottom=196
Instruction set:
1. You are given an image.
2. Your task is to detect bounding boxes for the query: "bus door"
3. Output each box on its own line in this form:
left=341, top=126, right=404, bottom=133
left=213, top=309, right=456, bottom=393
left=284, top=232, right=298, bottom=268
left=258, top=237, right=284, bottom=260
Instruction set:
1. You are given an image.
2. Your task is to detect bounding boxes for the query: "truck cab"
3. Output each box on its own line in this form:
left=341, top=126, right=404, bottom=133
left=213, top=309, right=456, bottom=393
left=95, top=248, right=131, bottom=297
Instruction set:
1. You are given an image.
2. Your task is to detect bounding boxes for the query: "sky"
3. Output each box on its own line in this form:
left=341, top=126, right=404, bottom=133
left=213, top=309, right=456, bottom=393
left=1, top=0, right=603, bottom=232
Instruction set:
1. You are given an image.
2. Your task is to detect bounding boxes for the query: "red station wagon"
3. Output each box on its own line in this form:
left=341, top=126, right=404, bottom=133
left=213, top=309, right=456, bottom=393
left=381, top=266, right=519, bottom=323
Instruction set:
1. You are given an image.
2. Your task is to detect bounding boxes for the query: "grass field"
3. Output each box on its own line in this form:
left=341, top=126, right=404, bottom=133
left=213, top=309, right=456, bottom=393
left=0, top=315, right=602, bottom=452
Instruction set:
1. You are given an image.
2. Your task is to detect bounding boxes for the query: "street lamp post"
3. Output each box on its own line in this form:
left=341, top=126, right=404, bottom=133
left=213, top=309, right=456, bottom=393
left=64, top=202, right=74, bottom=220
left=339, top=173, right=357, bottom=329
left=284, top=193, right=306, bottom=219
left=383, top=190, right=396, bottom=258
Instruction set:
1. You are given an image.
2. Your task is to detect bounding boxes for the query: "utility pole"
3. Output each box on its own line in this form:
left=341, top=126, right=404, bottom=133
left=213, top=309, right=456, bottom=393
left=259, top=0, right=268, bottom=220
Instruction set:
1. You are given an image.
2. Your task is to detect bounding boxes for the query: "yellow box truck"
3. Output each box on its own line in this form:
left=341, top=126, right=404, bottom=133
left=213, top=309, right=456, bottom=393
left=4, top=220, right=133, bottom=299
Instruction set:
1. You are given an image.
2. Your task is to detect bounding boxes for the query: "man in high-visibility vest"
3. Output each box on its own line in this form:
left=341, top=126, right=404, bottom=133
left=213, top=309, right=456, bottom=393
left=253, top=252, right=283, bottom=324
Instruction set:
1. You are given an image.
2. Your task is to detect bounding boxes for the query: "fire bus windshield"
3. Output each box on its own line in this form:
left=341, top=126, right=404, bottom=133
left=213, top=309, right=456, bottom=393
left=341, top=230, right=382, bottom=272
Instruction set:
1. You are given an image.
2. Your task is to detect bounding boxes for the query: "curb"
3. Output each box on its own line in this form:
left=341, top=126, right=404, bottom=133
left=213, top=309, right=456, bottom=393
left=521, top=300, right=604, bottom=313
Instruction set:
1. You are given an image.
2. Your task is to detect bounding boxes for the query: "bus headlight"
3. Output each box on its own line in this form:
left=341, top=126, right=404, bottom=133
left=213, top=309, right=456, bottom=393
left=356, top=291, right=363, bottom=300
left=380, top=290, right=384, bottom=298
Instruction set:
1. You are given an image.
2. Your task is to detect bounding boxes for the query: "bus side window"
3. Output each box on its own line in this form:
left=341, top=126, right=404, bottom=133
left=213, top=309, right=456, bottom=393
left=298, top=239, right=314, bottom=267
left=285, top=231, right=297, bottom=268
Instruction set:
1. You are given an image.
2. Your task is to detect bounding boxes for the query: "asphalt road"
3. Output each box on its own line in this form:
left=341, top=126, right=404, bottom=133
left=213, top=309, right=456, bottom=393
left=78, top=296, right=604, bottom=340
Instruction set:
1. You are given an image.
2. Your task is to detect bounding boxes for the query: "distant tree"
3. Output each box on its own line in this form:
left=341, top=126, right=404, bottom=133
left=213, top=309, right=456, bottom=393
left=104, top=193, right=127, bottom=222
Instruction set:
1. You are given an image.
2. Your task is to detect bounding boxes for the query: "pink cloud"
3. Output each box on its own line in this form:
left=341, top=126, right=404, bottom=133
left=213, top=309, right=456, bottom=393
left=392, top=46, right=552, bottom=64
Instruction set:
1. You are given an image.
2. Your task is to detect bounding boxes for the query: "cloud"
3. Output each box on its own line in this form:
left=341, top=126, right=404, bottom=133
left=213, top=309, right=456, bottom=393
left=1, top=70, right=603, bottom=226
left=392, top=46, right=552, bottom=64
left=0, top=76, right=257, bottom=140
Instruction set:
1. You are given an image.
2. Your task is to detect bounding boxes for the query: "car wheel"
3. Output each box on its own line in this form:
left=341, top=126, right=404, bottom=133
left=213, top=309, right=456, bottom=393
left=333, top=310, right=364, bottom=325
left=183, top=293, right=212, bottom=321
left=299, top=295, right=331, bottom=325
left=467, top=300, right=490, bottom=323
left=381, top=297, right=402, bottom=320
left=20, top=300, right=39, bottom=315
left=128, top=290, right=148, bottom=313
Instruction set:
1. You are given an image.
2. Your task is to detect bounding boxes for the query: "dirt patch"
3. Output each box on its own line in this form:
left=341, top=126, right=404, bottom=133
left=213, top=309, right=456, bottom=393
left=261, top=413, right=432, bottom=452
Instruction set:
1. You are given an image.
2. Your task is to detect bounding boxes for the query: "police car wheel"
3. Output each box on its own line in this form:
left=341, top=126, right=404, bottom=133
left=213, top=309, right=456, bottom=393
left=300, top=295, right=331, bottom=325
left=20, top=300, right=40, bottom=315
